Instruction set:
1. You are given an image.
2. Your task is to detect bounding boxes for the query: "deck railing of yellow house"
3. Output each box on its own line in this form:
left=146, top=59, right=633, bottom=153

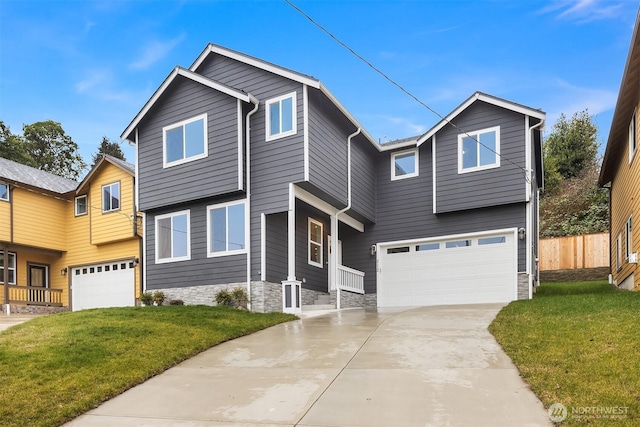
left=7, top=285, right=63, bottom=307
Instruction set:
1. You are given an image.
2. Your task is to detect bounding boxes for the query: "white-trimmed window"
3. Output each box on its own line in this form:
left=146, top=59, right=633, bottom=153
left=626, top=215, right=633, bottom=260
left=391, top=149, right=419, bottom=180
left=207, top=201, right=246, bottom=257
left=266, top=92, right=297, bottom=141
left=75, top=195, right=87, bottom=216
left=102, top=182, right=120, bottom=213
left=616, top=233, right=622, bottom=270
left=163, top=113, right=207, bottom=167
left=629, top=109, right=637, bottom=164
left=0, top=252, right=16, bottom=284
left=155, top=210, right=190, bottom=263
left=0, top=183, right=8, bottom=201
left=458, top=126, right=500, bottom=173
left=308, top=218, right=323, bottom=268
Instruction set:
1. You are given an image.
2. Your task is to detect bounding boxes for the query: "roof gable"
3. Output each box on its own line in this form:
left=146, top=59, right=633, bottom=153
left=76, top=155, right=135, bottom=194
left=0, top=157, right=78, bottom=194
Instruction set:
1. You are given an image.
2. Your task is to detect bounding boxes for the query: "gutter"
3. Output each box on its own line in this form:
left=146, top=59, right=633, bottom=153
left=245, top=95, right=260, bottom=311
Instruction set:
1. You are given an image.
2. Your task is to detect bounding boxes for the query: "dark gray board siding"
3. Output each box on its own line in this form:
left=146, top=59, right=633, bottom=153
left=295, top=200, right=330, bottom=293
left=137, top=77, right=242, bottom=211
left=265, top=212, right=288, bottom=284
left=435, top=101, right=528, bottom=214
left=145, top=197, right=247, bottom=290
left=349, top=133, right=377, bottom=223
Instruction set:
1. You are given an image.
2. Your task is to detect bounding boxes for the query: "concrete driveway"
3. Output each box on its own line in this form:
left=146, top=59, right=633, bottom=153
left=65, top=304, right=551, bottom=427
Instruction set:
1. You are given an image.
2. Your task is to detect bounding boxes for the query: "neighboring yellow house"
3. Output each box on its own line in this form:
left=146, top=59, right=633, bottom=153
left=599, top=10, right=640, bottom=291
left=0, top=155, right=142, bottom=313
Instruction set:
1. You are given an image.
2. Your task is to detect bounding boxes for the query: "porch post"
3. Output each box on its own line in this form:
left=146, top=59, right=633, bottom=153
left=330, top=214, right=338, bottom=291
left=282, top=185, right=301, bottom=314
left=3, top=246, right=9, bottom=315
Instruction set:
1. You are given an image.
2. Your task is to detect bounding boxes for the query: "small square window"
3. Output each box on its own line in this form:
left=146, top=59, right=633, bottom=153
left=97, top=266, right=102, bottom=272
left=446, top=240, right=472, bottom=248
left=416, top=243, right=439, bottom=251
left=266, top=92, right=297, bottom=141
left=391, top=149, right=418, bottom=180
left=105, top=265, right=110, bottom=272
left=478, top=236, right=506, bottom=245
left=458, top=127, right=500, bottom=173
left=0, top=183, right=9, bottom=201
left=163, top=114, right=208, bottom=167
left=102, top=182, right=120, bottom=213
left=75, top=195, right=88, bottom=216
left=387, top=246, right=410, bottom=254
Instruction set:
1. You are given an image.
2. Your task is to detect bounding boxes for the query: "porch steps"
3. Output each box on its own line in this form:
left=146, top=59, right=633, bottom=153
left=302, top=293, right=335, bottom=311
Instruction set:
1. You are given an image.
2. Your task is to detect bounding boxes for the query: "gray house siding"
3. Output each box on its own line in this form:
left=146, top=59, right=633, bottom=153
left=296, top=200, right=330, bottom=293
left=145, top=196, right=247, bottom=291
left=435, top=101, right=528, bottom=214
left=265, top=212, right=288, bottom=284
left=137, top=77, right=241, bottom=211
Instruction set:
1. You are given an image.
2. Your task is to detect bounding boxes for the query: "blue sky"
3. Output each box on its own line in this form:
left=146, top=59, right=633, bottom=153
left=0, top=0, right=637, bottom=171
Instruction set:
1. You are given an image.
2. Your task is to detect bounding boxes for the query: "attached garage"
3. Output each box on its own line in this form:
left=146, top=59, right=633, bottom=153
left=377, top=229, right=517, bottom=307
left=71, top=260, right=136, bottom=311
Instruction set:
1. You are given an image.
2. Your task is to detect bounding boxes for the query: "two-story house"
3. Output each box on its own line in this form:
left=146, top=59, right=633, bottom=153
left=1, top=155, right=142, bottom=313
left=599, top=9, right=640, bottom=291
left=122, top=44, right=544, bottom=313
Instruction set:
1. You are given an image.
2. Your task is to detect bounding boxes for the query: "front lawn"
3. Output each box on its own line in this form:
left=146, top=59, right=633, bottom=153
left=0, top=306, right=296, bottom=427
left=489, top=281, right=640, bottom=425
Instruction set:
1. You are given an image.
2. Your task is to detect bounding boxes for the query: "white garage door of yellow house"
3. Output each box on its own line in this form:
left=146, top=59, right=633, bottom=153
left=71, top=260, right=135, bottom=311
left=377, top=230, right=518, bottom=308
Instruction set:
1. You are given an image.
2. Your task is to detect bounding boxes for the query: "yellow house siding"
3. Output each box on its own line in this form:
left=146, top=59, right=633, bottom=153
left=610, top=97, right=640, bottom=290
left=11, top=188, right=67, bottom=250
left=0, top=249, right=60, bottom=304
left=90, top=164, right=136, bottom=245
left=0, top=199, right=10, bottom=241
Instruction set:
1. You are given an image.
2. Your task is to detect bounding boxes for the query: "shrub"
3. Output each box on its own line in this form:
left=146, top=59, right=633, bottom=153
left=152, top=291, right=166, bottom=306
left=169, top=299, right=184, bottom=305
left=214, top=289, right=234, bottom=307
left=140, top=292, right=153, bottom=306
left=231, top=287, right=249, bottom=309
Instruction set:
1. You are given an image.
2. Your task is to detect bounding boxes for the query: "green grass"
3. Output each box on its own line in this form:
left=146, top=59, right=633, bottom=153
left=0, top=306, right=296, bottom=427
left=489, top=281, right=640, bottom=426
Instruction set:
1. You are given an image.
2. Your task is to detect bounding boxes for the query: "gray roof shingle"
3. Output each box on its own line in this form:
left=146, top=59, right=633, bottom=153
left=0, top=157, right=79, bottom=194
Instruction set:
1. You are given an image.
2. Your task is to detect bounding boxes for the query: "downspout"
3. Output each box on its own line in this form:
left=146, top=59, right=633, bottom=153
left=245, top=95, right=260, bottom=311
left=334, top=127, right=361, bottom=309
left=528, top=119, right=544, bottom=298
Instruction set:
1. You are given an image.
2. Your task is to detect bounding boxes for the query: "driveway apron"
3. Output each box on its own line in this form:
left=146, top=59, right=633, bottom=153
left=65, top=304, right=551, bottom=427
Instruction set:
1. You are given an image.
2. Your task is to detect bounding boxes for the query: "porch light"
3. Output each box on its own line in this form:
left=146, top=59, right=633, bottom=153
left=370, top=245, right=377, bottom=256
left=518, top=228, right=526, bottom=241
left=60, top=268, right=68, bottom=276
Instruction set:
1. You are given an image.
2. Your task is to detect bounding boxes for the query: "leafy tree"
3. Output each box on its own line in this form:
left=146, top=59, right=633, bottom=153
left=92, top=136, right=126, bottom=167
left=0, top=121, right=35, bottom=166
left=22, top=120, right=86, bottom=180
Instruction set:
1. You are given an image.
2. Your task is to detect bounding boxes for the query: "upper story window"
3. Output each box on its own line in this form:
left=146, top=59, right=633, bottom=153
left=163, top=113, right=207, bottom=167
left=458, top=126, right=500, bottom=174
left=266, top=92, right=297, bottom=141
left=308, top=218, right=323, bottom=268
left=102, top=182, right=120, bottom=213
left=626, top=214, right=633, bottom=260
left=0, top=183, right=9, bottom=201
left=629, top=109, right=637, bottom=164
left=0, top=252, right=16, bottom=284
left=75, top=195, right=88, bottom=216
left=391, top=149, right=419, bottom=180
left=156, top=210, right=190, bottom=263
left=207, top=201, right=246, bottom=257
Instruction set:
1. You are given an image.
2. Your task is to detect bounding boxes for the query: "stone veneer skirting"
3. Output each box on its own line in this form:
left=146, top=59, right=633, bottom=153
left=517, top=273, right=530, bottom=300
left=0, top=304, right=69, bottom=315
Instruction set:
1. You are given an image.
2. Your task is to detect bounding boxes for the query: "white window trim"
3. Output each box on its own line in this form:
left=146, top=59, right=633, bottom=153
left=163, top=113, right=208, bottom=168
left=629, top=108, right=637, bottom=164
left=391, top=148, right=419, bottom=180
left=206, top=200, right=248, bottom=258
left=75, top=195, right=88, bottom=216
left=101, top=182, right=120, bottom=213
left=458, top=126, right=501, bottom=174
left=308, top=218, right=323, bottom=268
left=625, top=214, right=633, bottom=260
left=0, top=182, right=8, bottom=202
left=0, top=252, right=16, bottom=284
left=155, top=210, right=191, bottom=264
left=616, top=233, right=622, bottom=270
left=266, top=92, right=297, bottom=142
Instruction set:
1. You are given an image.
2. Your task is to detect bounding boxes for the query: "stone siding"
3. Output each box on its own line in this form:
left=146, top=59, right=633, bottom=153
left=517, top=273, right=529, bottom=300
left=0, top=305, right=68, bottom=315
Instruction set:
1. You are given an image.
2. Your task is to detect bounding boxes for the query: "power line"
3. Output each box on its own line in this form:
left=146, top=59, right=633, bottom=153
left=283, top=0, right=532, bottom=183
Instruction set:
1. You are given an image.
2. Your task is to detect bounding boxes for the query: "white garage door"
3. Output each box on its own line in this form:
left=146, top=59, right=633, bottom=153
left=71, top=260, right=135, bottom=311
left=377, top=230, right=517, bottom=307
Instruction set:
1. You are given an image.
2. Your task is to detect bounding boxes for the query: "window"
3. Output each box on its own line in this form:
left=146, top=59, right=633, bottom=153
left=102, top=182, right=120, bottom=212
left=207, top=201, right=246, bottom=256
left=458, top=126, right=500, bottom=173
left=478, top=236, right=506, bottom=245
left=617, top=233, right=622, bottom=270
left=75, top=195, right=87, bottom=216
left=446, top=240, right=472, bottom=248
left=0, top=183, right=8, bottom=201
left=308, top=218, right=323, bottom=267
left=391, top=149, right=419, bottom=180
left=155, top=210, right=190, bottom=263
left=266, top=92, right=297, bottom=141
left=163, top=114, right=207, bottom=167
left=387, top=246, right=410, bottom=254
left=630, top=109, right=637, bottom=164
left=416, top=243, right=439, bottom=251
left=626, top=215, right=633, bottom=260
left=0, top=252, right=16, bottom=284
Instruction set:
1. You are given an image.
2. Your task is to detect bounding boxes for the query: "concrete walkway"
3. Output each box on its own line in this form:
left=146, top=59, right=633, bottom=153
left=0, top=314, right=41, bottom=332
left=65, top=304, right=551, bottom=426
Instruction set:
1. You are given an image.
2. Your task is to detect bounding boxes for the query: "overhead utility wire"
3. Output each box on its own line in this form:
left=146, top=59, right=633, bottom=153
left=283, top=0, right=532, bottom=183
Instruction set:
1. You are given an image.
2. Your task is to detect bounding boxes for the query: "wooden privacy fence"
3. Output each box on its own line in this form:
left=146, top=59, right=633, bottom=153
left=539, top=233, right=609, bottom=271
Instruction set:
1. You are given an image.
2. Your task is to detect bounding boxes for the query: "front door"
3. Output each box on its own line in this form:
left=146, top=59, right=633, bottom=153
left=328, top=236, right=343, bottom=291
left=28, top=264, right=48, bottom=304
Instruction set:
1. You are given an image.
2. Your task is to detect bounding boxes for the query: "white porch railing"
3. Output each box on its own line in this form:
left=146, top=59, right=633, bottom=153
left=337, top=265, right=365, bottom=294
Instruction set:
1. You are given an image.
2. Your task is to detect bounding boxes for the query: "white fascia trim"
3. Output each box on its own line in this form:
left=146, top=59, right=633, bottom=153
left=237, top=99, right=244, bottom=191
left=260, top=213, right=266, bottom=281
left=377, top=227, right=518, bottom=249
left=303, top=84, right=310, bottom=181
left=135, top=129, right=140, bottom=209
left=121, top=67, right=251, bottom=142
left=432, top=135, right=437, bottom=214
left=417, top=92, right=546, bottom=146
left=390, top=148, right=419, bottom=181
left=293, top=185, right=364, bottom=232
left=524, top=116, right=531, bottom=202
left=378, top=140, right=418, bottom=152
